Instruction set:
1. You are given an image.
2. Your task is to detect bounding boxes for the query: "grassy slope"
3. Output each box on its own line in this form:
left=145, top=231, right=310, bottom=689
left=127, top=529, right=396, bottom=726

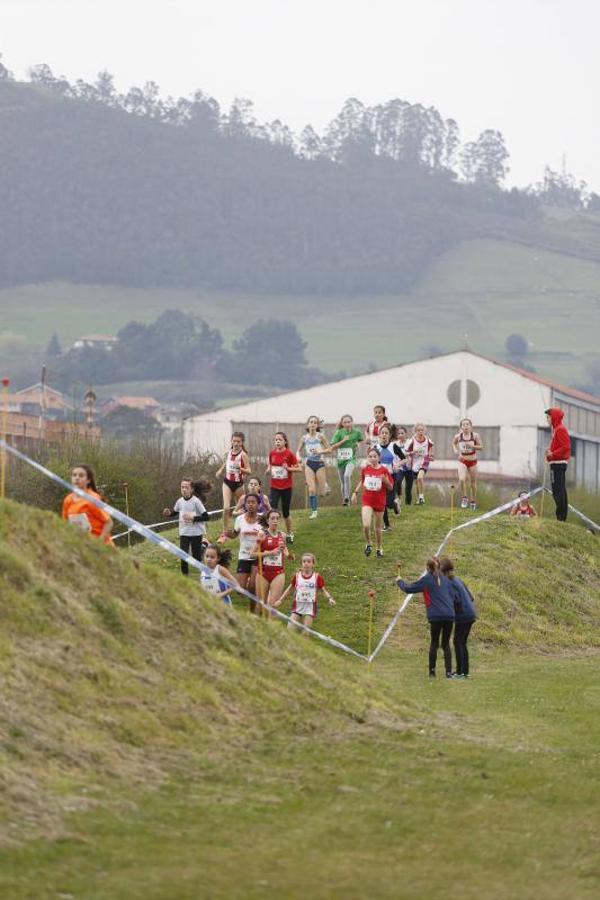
left=1, top=238, right=600, bottom=382
left=0, top=499, right=599, bottom=898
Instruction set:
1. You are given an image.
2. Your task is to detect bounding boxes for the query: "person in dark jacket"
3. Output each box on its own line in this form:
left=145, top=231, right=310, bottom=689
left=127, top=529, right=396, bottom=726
left=544, top=408, right=571, bottom=522
left=440, top=557, right=477, bottom=678
left=397, top=557, right=455, bottom=678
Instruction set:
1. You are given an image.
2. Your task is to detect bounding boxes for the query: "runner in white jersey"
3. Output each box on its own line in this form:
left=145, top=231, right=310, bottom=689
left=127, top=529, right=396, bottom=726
left=200, top=544, right=237, bottom=605
left=452, top=417, right=483, bottom=510
left=296, top=416, right=332, bottom=520
left=276, top=552, right=335, bottom=632
left=405, top=423, right=434, bottom=505
left=232, top=493, right=263, bottom=613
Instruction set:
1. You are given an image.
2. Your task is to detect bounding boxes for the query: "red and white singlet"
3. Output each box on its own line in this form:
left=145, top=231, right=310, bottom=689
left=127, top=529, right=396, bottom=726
left=225, top=449, right=244, bottom=483
left=291, top=571, right=325, bottom=618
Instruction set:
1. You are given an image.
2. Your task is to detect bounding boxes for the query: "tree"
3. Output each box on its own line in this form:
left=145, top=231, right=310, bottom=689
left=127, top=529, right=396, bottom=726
left=461, top=130, right=509, bottom=187
left=0, top=54, right=14, bottom=82
left=232, top=320, right=319, bottom=387
left=505, top=333, right=528, bottom=359
left=45, top=332, right=62, bottom=359
left=531, top=165, right=587, bottom=210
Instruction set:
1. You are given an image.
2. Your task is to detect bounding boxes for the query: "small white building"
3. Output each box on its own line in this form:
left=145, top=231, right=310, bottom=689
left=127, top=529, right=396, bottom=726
left=72, top=334, right=118, bottom=351
left=183, top=351, right=600, bottom=490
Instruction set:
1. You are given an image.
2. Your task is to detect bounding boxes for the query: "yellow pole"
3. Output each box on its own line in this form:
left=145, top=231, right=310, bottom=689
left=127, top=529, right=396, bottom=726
left=123, top=482, right=132, bottom=549
left=367, top=590, right=376, bottom=659
left=257, top=550, right=268, bottom=619
left=1, top=378, right=10, bottom=500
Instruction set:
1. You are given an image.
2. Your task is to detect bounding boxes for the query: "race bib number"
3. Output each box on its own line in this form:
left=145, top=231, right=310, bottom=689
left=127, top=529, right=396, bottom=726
left=337, top=447, right=353, bottom=461
left=459, top=441, right=474, bottom=455
left=296, top=585, right=315, bottom=605
left=271, top=465, right=288, bottom=479
left=364, top=475, right=382, bottom=491
left=226, top=461, right=241, bottom=477
left=264, top=549, right=283, bottom=567
left=68, top=513, right=91, bottom=533
left=240, top=534, right=258, bottom=557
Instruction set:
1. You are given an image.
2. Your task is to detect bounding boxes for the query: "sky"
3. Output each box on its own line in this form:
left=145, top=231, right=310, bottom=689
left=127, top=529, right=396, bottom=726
left=2, top=0, right=598, bottom=189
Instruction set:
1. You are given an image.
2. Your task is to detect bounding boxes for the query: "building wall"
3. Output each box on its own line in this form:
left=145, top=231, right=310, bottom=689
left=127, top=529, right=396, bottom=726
left=184, top=352, right=553, bottom=460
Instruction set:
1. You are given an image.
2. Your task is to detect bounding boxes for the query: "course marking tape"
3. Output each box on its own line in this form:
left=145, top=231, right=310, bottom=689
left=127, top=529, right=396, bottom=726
left=0, top=440, right=367, bottom=662
left=367, top=487, right=546, bottom=662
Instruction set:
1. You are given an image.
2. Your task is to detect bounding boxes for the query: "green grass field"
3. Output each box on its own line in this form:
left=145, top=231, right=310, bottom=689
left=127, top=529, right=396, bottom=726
left=0, top=498, right=599, bottom=898
left=2, top=238, right=600, bottom=383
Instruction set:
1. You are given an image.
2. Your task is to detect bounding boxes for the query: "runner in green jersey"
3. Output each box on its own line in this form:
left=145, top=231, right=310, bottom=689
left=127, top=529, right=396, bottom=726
left=330, top=414, right=364, bottom=506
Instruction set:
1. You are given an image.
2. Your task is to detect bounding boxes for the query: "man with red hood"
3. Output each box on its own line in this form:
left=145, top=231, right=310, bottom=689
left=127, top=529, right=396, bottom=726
left=544, top=408, right=571, bottom=521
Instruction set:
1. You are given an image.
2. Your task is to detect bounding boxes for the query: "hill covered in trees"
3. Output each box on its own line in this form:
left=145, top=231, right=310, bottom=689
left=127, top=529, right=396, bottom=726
left=0, top=59, right=550, bottom=295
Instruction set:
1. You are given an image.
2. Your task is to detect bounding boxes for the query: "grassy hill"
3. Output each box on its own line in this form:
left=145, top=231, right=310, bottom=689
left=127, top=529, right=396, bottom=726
left=0, top=498, right=599, bottom=898
left=1, top=237, right=599, bottom=386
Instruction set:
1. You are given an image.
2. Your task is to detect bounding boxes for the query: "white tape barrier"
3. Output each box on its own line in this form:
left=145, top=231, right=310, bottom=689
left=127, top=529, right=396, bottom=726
left=0, top=440, right=367, bottom=662
left=113, top=509, right=226, bottom=542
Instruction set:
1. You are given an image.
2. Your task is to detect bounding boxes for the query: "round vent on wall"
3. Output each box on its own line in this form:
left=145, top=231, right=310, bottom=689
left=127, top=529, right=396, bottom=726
left=447, top=379, right=481, bottom=409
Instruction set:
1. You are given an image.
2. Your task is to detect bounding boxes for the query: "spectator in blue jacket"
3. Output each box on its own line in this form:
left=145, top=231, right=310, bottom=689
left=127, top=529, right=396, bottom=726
left=440, top=557, right=477, bottom=678
left=397, top=557, right=455, bottom=678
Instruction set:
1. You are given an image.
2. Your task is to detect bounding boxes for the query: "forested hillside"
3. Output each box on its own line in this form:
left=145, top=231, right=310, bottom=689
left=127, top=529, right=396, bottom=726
left=0, top=64, right=542, bottom=294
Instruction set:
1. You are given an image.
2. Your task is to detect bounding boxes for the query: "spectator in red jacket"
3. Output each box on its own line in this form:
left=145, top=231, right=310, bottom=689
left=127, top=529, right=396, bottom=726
left=545, top=408, right=571, bottom=521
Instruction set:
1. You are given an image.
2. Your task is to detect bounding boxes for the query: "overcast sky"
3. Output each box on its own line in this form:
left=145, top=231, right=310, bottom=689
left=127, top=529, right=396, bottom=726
left=2, top=0, right=597, bottom=189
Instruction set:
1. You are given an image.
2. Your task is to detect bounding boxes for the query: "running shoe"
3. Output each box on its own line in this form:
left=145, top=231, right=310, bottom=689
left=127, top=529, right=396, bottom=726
left=376, top=548, right=384, bottom=558
left=470, top=501, right=477, bottom=510
left=364, top=544, right=372, bottom=557
left=309, top=510, right=318, bottom=519
left=382, top=525, right=391, bottom=533
left=393, top=498, right=400, bottom=515
left=445, top=672, right=454, bottom=679
left=342, top=498, right=349, bottom=507
left=453, top=673, right=467, bottom=679
left=428, top=670, right=436, bottom=679
left=285, top=533, right=294, bottom=544
left=460, top=496, right=469, bottom=509
left=417, top=496, right=425, bottom=505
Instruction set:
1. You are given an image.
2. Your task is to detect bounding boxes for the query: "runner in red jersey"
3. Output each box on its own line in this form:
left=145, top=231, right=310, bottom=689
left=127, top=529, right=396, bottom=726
left=351, top=447, right=393, bottom=558
left=277, top=552, right=335, bottom=632
left=452, top=417, right=483, bottom=510
left=510, top=491, right=538, bottom=518
left=265, top=431, right=302, bottom=543
left=256, top=510, right=289, bottom=613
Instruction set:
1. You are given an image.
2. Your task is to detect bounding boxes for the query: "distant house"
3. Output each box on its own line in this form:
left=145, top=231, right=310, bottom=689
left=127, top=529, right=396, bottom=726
left=14, top=383, right=72, bottom=419
left=99, top=396, right=161, bottom=418
left=72, top=334, right=118, bottom=351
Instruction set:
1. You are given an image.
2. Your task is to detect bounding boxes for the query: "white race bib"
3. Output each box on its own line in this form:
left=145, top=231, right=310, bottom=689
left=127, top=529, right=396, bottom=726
left=337, top=447, right=353, bottom=461
left=459, top=441, right=474, bottom=455
left=264, top=549, right=283, bottom=567
left=364, top=475, right=382, bottom=491
left=297, top=585, right=315, bottom=604
left=68, top=513, right=91, bottom=533
left=226, top=461, right=241, bottom=477
left=271, top=465, right=288, bottom=479
left=240, top=533, right=259, bottom=558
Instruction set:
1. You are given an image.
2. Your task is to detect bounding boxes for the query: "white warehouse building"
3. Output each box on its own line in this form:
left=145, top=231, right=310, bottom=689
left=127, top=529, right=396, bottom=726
left=184, top=351, right=600, bottom=491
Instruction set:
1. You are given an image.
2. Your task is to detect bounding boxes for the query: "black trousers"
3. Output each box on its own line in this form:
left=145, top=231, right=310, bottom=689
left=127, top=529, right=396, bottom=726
left=453, top=620, right=474, bottom=675
left=550, top=463, right=568, bottom=522
left=429, top=620, right=453, bottom=675
left=395, top=469, right=414, bottom=505
left=179, top=534, right=205, bottom=575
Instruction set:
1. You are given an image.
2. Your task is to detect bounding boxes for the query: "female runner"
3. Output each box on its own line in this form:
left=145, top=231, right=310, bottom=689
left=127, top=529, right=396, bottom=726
left=452, top=418, right=483, bottom=510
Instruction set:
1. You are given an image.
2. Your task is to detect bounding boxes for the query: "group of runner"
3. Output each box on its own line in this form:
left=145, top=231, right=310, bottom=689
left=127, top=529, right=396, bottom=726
left=59, top=404, right=570, bottom=671
left=211, top=408, right=484, bottom=559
